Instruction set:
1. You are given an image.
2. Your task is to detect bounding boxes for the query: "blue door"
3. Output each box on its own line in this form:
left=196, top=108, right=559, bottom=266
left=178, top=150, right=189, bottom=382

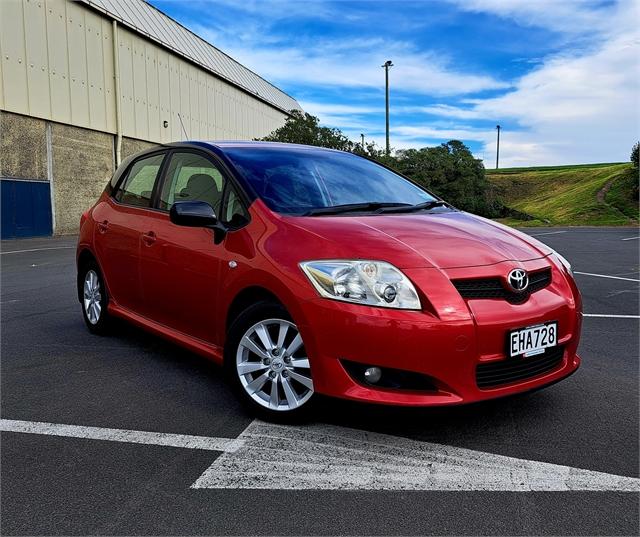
left=1, top=179, right=53, bottom=239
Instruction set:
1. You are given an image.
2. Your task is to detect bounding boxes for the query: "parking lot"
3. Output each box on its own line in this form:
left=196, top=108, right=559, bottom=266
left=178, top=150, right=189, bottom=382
left=1, top=227, right=638, bottom=535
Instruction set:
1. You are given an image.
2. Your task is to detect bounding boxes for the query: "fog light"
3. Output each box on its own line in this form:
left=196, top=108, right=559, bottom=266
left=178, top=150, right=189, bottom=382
left=364, top=366, right=382, bottom=384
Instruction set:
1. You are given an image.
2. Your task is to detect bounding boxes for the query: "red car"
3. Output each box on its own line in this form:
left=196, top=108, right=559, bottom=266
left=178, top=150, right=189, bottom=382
left=77, top=141, right=581, bottom=419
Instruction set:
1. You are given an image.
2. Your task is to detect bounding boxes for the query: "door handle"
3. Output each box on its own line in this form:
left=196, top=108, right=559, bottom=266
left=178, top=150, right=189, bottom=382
left=142, top=231, right=156, bottom=246
left=97, top=220, right=109, bottom=233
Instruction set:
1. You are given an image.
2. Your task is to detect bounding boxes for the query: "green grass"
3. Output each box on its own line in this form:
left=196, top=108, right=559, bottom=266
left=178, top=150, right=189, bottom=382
left=488, top=163, right=638, bottom=226
left=605, top=166, right=639, bottom=220
left=488, top=162, right=625, bottom=174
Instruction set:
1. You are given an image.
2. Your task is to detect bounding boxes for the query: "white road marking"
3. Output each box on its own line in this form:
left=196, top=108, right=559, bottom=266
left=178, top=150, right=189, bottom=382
left=583, top=314, right=640, bottom=319
left=574, top=271, right=640, bottom=283
left=192, top=421, right=640, bottom=492
left=621, top=236, right=639, bottom=241
left=0, top=419, right=244, bottom=452
left=0, top=246, right=75, bottom=255
left=528, top=231, right=568, bottom=237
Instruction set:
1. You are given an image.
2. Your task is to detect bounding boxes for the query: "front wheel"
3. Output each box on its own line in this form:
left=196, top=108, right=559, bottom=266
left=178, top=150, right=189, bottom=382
left=225, top=302, right=315, bottom=421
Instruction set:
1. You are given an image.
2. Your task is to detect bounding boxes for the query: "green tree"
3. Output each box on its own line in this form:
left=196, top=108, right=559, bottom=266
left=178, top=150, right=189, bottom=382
left=631, top=141, right=639, bottom=168
left=392, top=141, right=499, bottom=216
left=259, top=110, right=354, bottom=151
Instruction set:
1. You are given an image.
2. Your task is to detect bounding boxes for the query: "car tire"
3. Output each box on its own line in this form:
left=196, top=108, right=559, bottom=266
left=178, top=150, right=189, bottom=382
left=225, top=301, right=315, bottom=422
left=79, top=260, right=111, bottom=335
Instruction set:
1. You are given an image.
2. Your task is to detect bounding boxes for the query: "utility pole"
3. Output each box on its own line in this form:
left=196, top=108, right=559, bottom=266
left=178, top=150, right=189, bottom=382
left=495, top=125, right=501, bottom=169
left=382, top=60, right=393, bottom=156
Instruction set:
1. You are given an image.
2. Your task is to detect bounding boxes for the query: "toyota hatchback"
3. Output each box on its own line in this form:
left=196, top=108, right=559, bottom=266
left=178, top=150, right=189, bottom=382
left=77, top=141, right=581, bottom=419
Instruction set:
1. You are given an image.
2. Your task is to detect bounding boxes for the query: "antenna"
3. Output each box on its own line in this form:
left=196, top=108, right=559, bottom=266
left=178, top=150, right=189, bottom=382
left=177, top=113, right=189, bottom=140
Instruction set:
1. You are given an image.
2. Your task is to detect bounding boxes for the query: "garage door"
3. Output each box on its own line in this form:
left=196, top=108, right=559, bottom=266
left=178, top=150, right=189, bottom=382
left=1, top=179, right=53, bottom=239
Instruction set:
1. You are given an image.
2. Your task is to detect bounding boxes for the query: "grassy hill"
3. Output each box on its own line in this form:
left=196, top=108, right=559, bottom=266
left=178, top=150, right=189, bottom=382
left=487, top=162, right=638, bottom=226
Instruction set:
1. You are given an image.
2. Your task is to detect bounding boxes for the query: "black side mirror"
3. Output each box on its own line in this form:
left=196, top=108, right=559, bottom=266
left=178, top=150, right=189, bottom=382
left=170, top=201, right=227, bottom=243
left=170, top=200, right=218, bottom=227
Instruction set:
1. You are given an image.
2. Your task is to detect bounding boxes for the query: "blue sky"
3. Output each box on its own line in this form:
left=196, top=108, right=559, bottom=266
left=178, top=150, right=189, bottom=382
left=151, top=0, right=639, bottom=167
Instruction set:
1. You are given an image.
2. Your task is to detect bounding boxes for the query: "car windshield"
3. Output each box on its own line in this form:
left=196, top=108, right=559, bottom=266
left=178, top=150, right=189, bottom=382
left=223, top=146, right=437, bottom=215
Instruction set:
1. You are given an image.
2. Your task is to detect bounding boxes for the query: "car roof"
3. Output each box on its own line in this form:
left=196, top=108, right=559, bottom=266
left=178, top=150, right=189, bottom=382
left=171, top=140, right=346, bottom=154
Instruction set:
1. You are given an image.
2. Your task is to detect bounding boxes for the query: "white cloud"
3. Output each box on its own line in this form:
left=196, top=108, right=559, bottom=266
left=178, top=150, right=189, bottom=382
left=406, top=104, right=486, bottom=120
left=444, top=0, right=622, bottom=37
left=396, top=6, right=640, bottom=166
left=477, top=32, right=640, bottom=166
left=391, top=125, right=489, bottom=142
left=192, top=27, right=509, bottom=96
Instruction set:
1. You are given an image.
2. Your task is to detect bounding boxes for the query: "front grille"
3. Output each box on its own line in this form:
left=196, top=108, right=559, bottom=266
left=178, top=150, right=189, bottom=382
left=453, top=267, right=551, bottom=303
left=476, top=345, right=564, bottom=389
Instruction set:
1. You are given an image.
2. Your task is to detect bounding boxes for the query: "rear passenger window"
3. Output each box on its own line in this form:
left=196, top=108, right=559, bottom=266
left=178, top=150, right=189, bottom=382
left=115, top=153, right=165, bottom=208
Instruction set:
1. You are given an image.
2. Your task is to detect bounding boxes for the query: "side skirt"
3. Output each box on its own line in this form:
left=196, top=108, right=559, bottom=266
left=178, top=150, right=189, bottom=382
left=107, top=303, right=224, bottom=364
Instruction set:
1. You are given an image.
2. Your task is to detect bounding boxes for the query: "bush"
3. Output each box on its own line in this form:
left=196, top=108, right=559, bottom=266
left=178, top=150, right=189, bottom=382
left=631, top=141, right=639, bottom=168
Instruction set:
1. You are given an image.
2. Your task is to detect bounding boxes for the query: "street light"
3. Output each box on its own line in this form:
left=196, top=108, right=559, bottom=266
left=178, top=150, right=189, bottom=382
left=495, top=125, right=501, bottom=169
left=382, top=60, right=393, bottom=156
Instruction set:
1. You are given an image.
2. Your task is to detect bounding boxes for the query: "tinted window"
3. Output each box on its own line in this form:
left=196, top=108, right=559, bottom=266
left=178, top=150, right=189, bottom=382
left=224, top=147, right=435, bottom=215
left=115, top=153, right=165, bottom=208
left=222, top=184, right=250, bottom=227
left=159, top=152, right=225, bottom=214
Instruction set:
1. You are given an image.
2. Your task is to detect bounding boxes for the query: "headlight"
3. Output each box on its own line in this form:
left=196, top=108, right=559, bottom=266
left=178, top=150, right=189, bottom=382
left=300, top=260, right=421, bottom=310
left=550, top=249, right=573, bottom=275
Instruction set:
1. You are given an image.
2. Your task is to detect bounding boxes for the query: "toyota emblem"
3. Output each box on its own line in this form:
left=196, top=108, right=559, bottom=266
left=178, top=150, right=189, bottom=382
left=508, top=268, right=529, bottom=292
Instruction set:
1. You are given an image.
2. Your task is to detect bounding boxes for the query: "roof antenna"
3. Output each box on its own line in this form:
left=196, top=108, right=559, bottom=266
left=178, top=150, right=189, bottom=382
left=177, top=113, right=189, bottom=140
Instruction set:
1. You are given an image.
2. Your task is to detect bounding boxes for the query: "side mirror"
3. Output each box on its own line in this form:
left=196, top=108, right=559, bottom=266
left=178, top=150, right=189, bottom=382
left=170, top=200, right=218, bottom=227
left=169, top=201, right=228, bottom=244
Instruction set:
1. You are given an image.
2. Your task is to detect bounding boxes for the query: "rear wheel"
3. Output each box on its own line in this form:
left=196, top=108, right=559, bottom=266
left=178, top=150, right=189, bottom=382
left=79, top=261, right=110, bottom=334
left=225, top=302, right=315, bottom=420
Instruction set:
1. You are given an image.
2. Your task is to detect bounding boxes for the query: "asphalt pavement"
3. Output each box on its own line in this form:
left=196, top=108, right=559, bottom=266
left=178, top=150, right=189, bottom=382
left=1, top=227, right=638, bottom=535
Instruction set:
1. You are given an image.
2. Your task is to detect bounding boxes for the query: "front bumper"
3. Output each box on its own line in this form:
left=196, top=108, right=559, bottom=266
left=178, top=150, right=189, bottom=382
left=296, top=259, right=582, bottom=406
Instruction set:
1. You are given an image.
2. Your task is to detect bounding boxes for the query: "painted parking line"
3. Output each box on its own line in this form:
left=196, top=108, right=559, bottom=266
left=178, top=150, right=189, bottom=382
left=528, top=231, right=568, bottom=237
left=0, top=419, right=243, bottom=452
left=192, top=421, right=640, bottom=491
left=0, top=246, right=75, bottom=255
left=574, top=271, right=640, bottom=283
left=3, top=418, right=638, bottom=491
left=583, top=314, right=640, bottom=319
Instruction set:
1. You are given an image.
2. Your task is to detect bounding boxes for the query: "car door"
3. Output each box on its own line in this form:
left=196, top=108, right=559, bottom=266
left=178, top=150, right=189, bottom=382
left=138, top=150, right=234, bottom=342
left=92, top=151, right=166, bottom=313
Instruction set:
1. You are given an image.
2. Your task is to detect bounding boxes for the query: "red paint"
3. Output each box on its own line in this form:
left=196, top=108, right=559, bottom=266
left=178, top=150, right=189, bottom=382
left=77, top=152, right=581, bottom=407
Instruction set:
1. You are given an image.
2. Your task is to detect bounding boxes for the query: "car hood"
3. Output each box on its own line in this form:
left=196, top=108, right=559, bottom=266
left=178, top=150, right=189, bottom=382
left=284, top=210, right=552, bottom=269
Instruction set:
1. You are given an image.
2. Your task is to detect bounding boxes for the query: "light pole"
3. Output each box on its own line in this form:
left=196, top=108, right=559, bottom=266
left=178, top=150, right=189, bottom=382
left=382, top=60, right=393, bottom=156
left=495, top=124, right=501, bottom=169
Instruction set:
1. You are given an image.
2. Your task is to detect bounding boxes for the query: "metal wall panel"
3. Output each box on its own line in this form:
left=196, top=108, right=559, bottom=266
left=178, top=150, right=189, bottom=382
left=0, top=0, right=29, bottom=114
left=46, top=0, right=73, bottom=122
left=0, top=0, right=291, bottom=143
left=80, top=0, right=300, bottom=114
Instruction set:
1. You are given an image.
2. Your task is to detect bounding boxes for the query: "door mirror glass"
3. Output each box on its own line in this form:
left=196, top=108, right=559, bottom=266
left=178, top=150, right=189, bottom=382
left=170, top=201, right=218, bottom=227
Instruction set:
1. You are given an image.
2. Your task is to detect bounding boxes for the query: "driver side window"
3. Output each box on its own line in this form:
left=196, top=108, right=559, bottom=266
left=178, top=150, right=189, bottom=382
left=159, top=152, right=225, bottom=215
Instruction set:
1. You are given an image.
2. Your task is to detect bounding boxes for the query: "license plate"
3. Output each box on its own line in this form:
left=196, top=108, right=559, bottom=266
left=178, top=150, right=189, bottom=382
left=509, top=322, right=557, bottom=358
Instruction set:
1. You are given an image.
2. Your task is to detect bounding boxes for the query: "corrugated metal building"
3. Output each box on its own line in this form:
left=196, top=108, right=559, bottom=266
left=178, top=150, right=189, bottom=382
left=0, top=0, right=300, bottom=237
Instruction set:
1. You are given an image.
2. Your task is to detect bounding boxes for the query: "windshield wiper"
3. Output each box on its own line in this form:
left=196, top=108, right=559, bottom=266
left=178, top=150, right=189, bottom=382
left=377, top=200, right=449, bottom=214
left=304, top=202, right=412, bottom=216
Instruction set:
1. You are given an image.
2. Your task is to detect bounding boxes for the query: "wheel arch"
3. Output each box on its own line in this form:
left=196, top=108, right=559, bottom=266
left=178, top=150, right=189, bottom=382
left=225, top=285, right=285, bottom=331
left=76, top=248, right=98, bottom=303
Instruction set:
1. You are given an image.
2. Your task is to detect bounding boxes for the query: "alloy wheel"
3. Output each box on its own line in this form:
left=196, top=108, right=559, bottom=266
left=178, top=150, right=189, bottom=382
left=236, top=319, right=313, bottom=411
left=83, top=269, right=102, bottom=325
